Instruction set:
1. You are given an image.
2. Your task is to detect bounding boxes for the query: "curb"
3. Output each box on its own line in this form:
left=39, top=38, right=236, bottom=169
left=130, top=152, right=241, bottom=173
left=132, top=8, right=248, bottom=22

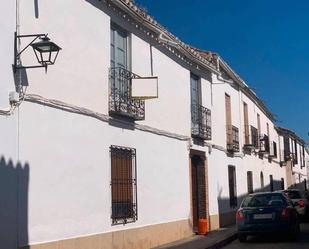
left=206, top=232, right=237, bottom=249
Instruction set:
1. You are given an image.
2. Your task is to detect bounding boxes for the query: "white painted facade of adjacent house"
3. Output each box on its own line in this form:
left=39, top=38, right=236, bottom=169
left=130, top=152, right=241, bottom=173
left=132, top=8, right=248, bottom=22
left=0, top=1, right=307, bottom=249
left=277, top=128, right=308, bottom=190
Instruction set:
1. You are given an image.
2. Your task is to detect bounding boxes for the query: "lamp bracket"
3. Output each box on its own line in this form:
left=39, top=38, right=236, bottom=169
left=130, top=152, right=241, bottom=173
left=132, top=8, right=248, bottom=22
left=13, top=32, right=48, bottom=73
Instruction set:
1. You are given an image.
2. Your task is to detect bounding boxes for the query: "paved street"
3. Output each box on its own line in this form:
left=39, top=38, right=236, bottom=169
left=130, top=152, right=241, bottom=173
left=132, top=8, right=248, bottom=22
left=222, top=221, right=309, bottom=249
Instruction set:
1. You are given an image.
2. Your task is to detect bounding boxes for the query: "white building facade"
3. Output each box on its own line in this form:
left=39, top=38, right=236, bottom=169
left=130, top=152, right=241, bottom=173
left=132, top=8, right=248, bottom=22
left=0, top=1, right=307, bottom=249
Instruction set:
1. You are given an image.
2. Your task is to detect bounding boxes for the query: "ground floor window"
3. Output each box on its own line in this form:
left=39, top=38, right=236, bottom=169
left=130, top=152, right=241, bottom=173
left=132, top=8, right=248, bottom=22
left=228, top=165, right=237, bottom=207
left=260, top=172, right=264, bottom=189
left=110, top=145, right=137, bottom=225
left=247, top=171, right=253, bottom=194
left=269, top=175, right=274, bottom=192
left=281, top=178, right=285, bottom=190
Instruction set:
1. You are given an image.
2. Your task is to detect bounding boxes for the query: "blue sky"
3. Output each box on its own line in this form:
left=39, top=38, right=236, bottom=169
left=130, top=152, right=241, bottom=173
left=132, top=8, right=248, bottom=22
left=135, top=0, right=309, bottom=141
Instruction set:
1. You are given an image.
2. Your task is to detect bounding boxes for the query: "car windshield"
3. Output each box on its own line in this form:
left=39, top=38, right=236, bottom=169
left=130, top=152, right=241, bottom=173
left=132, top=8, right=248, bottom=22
left=242, top=194, right=286, bottom=207
left=284, top=191, right=302, bottom=199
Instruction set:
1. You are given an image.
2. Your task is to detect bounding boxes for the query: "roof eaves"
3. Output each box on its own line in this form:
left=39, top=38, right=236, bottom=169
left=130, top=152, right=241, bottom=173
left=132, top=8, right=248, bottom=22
left=217, top=56, right=276, bottom=122
left=111, top=0, right=220, bottom=74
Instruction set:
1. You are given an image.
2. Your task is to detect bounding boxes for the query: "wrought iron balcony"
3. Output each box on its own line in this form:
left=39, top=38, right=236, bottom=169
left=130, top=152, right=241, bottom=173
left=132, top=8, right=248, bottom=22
left=243, top=125, right=259, bottom=149
left=227, top=125, right=240, bottom=152
left=259, top=134, right=270, bottom=153
left=191, top=104, right=211, bottom=140
left=109, top=67, right=145, bottom=121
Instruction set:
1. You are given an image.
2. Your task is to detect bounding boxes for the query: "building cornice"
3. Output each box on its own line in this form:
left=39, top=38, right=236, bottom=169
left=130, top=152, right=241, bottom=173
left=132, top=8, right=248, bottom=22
left=99, top=0, right=220, bottom=74
left=217, top=56, right=276, bottom=122
left=276, top=126, right=306, bottom=145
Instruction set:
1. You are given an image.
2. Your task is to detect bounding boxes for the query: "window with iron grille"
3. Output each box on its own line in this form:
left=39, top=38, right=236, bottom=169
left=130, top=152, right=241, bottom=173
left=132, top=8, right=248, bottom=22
left=110, top=145, right=137, bottom=225
left=251, top=126, right=259, bottom=148
left=247, top=171, right=253, bottom=194
left=228, top=165, right=237, bottom=207
left=190, top=73, right=212, bottom=140
left=109, top=24, right=145, bottom=121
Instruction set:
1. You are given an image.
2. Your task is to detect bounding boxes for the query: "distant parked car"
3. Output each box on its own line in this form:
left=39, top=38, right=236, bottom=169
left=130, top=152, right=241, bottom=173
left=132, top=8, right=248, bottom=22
left=279, top=189, right=308, bottom=217
left=236, top=192, right=300, bottom=242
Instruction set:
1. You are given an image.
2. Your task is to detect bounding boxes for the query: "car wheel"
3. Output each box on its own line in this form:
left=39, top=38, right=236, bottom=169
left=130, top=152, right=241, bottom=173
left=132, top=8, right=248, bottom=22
left=238, top=234, right=247, bottom=242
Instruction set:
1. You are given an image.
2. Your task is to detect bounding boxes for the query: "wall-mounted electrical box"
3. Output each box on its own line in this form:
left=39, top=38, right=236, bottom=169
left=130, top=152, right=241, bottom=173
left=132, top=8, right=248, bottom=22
left=9, top=91, right=20, bottom=104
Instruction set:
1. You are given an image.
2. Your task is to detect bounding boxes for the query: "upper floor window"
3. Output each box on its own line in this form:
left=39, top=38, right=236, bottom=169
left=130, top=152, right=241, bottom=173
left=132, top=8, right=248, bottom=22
left=283, top=136, right=290, bottom=160
left=294, top=140, right=298, bottom=164
left=191, top=74, right=211, bottom=140
left=273, top=141, right=277, bottom=158
left=109, top=24, right=145, bottom=120
left=225, top=94, right=239, bottom=152
left=111, top=23, right=128, bottom=70
left=243, top=102, right=249, bottom=145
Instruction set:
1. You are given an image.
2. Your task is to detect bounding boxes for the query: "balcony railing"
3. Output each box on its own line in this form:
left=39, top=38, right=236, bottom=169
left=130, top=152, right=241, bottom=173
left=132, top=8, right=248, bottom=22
left=109, top=67, right=145, bottom=120
left=191, top=104, right=211, bottom=140
left=243, top=125, right=259, bottom=149
left=259, top=134, right=270, bottom=153
left=227, top=125, right=240, bottom=152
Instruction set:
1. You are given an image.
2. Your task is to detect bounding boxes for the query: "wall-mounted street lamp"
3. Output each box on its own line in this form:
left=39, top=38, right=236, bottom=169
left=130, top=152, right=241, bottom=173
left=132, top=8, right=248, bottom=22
left=13, top=32, right=61, bottom=73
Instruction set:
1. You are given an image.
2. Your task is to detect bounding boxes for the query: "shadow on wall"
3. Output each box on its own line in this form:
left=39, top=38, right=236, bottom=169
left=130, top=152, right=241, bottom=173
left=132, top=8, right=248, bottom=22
left=217, top=180, right=284, bottom=228
left=289, top=180, right=308, bottom=192
left=0, top=156, right=29, bottom=249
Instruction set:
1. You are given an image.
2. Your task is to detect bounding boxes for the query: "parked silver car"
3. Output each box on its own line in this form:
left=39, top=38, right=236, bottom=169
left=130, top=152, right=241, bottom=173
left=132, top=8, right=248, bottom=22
left=279, top=189, right=308, bottom=217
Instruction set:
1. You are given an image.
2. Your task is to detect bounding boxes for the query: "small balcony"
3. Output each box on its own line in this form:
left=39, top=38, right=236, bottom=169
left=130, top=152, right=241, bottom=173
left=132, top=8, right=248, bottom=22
left=109, top=67, right=145, bottom=121
left=259, top=134, right=270, bottom=153
left=243, top=125, right=259, bottom=149
left=191, top=104, right=211, bottom=140
left=227, top=125, right=240, bottom=152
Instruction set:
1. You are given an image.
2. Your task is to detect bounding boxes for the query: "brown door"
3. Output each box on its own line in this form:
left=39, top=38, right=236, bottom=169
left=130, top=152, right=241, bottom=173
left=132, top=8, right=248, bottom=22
left=191, top=155, right=206, bottom=229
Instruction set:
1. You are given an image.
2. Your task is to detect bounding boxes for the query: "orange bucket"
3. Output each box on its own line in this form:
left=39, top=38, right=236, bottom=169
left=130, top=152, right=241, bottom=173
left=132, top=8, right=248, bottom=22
left=198, top=218, right=208, bottom=235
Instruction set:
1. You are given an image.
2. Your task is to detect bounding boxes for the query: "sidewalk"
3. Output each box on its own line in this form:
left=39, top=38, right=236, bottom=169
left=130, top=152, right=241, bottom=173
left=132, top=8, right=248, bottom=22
left=153, top=225, right=237, bottom=249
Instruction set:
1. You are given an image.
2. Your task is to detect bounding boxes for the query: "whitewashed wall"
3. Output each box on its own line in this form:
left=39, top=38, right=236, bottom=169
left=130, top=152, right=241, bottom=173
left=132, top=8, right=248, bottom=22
left=0, top=0, right=296, bottom=247
left=208, top=72, right=286, bottom=217
left=19, top=102, right=190, bottom=244
left=15, top=0, right=193, bottom=245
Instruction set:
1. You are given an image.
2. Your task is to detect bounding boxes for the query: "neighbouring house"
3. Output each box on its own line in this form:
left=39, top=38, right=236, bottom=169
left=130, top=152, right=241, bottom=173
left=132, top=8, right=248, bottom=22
left=0, top=1, right=307, bottom=249
left=277, top=127, right=308, bottom=191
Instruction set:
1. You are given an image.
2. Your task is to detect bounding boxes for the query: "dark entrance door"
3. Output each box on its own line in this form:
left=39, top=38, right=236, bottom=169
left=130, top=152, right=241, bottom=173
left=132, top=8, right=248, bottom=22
left=191, top=154, right=207, bottom=230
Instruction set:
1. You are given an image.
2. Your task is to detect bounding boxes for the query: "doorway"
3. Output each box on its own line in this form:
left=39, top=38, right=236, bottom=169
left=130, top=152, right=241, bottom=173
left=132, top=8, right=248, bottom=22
left=190, top=150, right=207, bottom=230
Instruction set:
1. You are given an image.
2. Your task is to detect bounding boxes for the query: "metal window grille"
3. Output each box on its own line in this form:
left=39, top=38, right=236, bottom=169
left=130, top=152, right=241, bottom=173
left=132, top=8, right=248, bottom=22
left=250, top=126, right=259, bottom=148
left=110, top=145, right=137, bottom=225
left=191, top=104, right=211, bottom=140
left=259, top=134, right=270, bottom=153
left=227, top=125, right=240, bottom=152
left=109, top=67, right=145, bottom=120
